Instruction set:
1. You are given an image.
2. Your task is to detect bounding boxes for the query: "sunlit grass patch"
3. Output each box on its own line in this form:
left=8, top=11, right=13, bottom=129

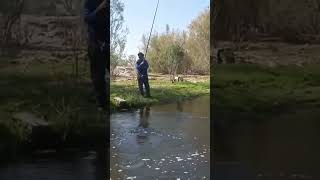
left=110, top=79, right=210, bottom=111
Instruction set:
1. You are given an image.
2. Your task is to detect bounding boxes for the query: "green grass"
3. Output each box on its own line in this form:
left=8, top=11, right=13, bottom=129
left=213, top=64, right=320, bottom=119
left=111, top=80, right=209, bottom=111
left=0, top=60, right=104, bottom=150
left=0, top=59, right=209, bottom=150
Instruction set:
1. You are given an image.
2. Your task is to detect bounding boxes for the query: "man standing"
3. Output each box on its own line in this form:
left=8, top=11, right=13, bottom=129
left=136, top=52, right=151, bottom=98
left=84, top=0, right=108, bottom=110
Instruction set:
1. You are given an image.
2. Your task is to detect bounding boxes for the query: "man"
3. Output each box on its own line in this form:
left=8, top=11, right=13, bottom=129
left=136, top=52, right=151, bottom=97
left=84, top=0, right=108, bottom=110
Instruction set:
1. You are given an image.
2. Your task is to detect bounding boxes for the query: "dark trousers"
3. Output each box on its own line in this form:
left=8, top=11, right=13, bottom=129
left=137, top=75, right=150, bottom=96
left=88, top=43, right=108, bottom=108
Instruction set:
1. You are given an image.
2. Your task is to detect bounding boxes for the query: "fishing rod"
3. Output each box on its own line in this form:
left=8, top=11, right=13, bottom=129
left=145, top=0, right=160, bottom=58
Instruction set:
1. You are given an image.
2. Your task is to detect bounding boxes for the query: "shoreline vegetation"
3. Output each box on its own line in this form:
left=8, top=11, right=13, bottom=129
left=2, top=56, right=320, bottom=154
left=2, top=54, right=320, bottom=155
left=110, top=76, right=210, bottom=112
left=0, top=60, right=209, bottom=156
left=213, top=64, right=320, bottom=121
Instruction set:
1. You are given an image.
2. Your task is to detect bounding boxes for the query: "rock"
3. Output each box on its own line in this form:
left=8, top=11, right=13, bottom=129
left=12, top=112, right=49, bottom=127
left=114, top=97, right=127, bottom=108
left=12, top=112, right=61, bottom=148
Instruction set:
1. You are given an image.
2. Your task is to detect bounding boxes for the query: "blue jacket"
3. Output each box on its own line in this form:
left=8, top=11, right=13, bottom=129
left=136, top=58, right=149, bottom=76
left=84, top=0, right=107, bottom=46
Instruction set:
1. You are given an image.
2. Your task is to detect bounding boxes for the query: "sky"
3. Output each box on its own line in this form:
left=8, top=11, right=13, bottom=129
left=122, top=0, right=210, bottom=58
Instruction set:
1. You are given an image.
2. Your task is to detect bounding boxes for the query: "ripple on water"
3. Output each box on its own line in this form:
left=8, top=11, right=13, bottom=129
left=110, top=97, right=210, bottom=179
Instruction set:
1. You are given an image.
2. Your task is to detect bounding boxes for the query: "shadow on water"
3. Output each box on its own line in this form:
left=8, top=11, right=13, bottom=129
left=213, top=108, right=320, bottom=180
left=110, top=96, right=210, bottom=179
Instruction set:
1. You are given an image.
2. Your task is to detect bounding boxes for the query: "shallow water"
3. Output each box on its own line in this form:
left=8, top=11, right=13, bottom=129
left=0, top=96, right=210, bottom=180
left=110, top=96, right=211, bottom=179
left=214, top=108, right=320, bottom=180
left=0, top=149, right=106, bottom=180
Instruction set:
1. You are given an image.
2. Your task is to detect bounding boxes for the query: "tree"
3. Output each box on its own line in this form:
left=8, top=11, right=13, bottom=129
left=62, top=0, right=74, bottom=15
left=128, top=55, right=136, bottom=67
left=140, top=8, right=209, bottom=75
left=165, top=43, right=184, bottom=80
left=186, top=8, right=210, bottom=74
left=0, top=0, right=25, bottom=54
left=57, top=0, right=86, bottom=80
left=110, top=0, right=128, bottom=76
left=144, top=29, right=189, bottom=75
left=139, top=34, right=148, bottom=55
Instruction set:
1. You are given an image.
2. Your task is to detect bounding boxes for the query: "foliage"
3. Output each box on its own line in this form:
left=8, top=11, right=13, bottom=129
left=213, top=0, right=320, bottom=41
left=142, top=8, right=210, bottom=75
left=0, top=0, right=25, bottom=55
left=0, top=59, right=105, bottom=147
left=186, top=8, right=210, bottom=74
left=110, top=0, right=128, bottom=76
left=146, top=29, right=187, bottom=76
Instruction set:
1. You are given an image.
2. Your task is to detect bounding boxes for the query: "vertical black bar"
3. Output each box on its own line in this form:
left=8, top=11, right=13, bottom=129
left=210, top=0, right=215, bottom=179
left=106, top=1, right=111, bottom=179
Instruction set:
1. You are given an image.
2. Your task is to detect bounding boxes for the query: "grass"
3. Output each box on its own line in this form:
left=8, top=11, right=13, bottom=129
left=213, top=64, right=320, bottom=120
left=110, top=79, right=210, bottom=111
left=0, top=58, right=209, bottom=152
left=0, top=59, right=105, bottom=151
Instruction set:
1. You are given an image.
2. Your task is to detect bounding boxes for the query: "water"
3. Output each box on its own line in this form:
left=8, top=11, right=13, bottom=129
left=2, top=94, right=318, bottom=180
left=0, top=96, right=210, bottom=180
left=0, top=149, right=106, bottom=180
left=214, top=108, right=320, bottom=180
left=110, top=96, right=211, bottom=179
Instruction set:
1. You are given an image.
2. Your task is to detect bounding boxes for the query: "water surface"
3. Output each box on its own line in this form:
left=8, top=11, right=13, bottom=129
left=214, top=108, right=320, bottom=180
left=110, top=96, right=211, bottom=179
left=0, top=149, right=106, bottom=180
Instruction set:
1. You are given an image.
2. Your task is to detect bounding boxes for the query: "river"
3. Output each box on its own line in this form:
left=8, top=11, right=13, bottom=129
left=110, top=96, right=211, bottom=179
left=214, top=108, right=320, bottom=179
left=0, top=96, right=211, bottom=180
left=0, top=149, right=106, bottom=180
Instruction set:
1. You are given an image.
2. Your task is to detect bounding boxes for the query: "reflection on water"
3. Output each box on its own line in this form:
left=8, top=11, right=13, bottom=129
left=214, top=108, right=320, bottom=180
left=136, top=106, right=150, bottom=144
left=110, top=96, right=210, bottom=179
left=139, top=106, right=150, bottom=128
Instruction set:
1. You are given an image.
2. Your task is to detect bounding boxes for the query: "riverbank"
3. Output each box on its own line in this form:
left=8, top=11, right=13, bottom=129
left=0, top=59, right=106, bottom=153
left=0, top=59, right=209, bottom=155
left=213, top=64, right=320, bottom=120
left=110, top=79, right=210, bottom=112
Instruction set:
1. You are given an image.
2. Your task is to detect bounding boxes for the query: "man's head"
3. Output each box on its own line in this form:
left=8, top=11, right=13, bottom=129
left=138, top=52, right=144, bottom=59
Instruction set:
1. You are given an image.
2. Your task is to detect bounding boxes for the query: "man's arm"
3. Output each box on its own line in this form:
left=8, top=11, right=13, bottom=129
left=84, top=0, right=107, bottom=24
left=136, top=61, right=144, bottom=69
left=136, top=63, right=142, bottom=77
